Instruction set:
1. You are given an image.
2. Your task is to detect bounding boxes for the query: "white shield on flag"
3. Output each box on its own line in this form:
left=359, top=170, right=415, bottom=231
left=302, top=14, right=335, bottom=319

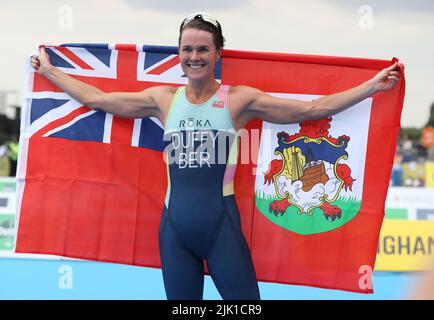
left=255, top=93, right=373, bottom=235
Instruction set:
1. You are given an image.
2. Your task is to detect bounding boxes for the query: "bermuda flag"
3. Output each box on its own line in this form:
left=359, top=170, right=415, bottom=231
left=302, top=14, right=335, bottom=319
left=15, top=44, right=405, bottom=293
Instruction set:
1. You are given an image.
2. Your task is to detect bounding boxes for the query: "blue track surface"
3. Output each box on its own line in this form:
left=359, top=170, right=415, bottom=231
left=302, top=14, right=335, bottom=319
left=0, top=257, right=423, bottom=299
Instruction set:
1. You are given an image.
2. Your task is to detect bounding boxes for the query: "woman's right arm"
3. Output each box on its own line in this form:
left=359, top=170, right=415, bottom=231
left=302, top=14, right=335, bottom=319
left=31, top=47, right=164, bottom=119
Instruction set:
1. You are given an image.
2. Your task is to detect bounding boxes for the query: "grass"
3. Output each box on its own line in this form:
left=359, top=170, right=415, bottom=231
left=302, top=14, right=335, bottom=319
left=255, top=191, right=361, bottom=235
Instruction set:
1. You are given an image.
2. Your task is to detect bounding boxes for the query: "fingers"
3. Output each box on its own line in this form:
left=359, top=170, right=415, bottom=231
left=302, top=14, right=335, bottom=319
left=387, top=76, right=400, bottom=81
left=387, top=66, right=401, bottom=82
left=30, top=55, right=40, bottom=69
left=30, top=45, right=48, bottom=70
left=388, top=71, right=400, bottom=80
left=39, top=45, right=47, bottom=55
left=385, top=61, right=399, bottom=72
left=31, top=55, right=40, bottom=64
left=30, top=47, right=44, bottom=70
left=32, top=45, right=48, bottom=60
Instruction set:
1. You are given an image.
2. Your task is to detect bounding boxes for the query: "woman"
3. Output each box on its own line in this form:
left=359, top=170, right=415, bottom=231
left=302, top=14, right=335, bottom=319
left=31, top=12, right=400, bottom=300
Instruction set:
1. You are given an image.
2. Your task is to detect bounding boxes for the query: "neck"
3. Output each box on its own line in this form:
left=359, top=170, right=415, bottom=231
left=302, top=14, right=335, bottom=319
left=185, top=78, right=220, bottom=103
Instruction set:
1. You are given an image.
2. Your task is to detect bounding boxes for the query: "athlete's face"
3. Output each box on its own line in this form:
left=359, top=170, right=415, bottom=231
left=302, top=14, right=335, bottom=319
left=179, top=28, right=221, bottom=82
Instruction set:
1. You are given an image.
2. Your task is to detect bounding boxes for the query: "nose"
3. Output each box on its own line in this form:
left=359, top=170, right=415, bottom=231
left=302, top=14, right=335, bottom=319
left=190, top=50, right=200, bottom=61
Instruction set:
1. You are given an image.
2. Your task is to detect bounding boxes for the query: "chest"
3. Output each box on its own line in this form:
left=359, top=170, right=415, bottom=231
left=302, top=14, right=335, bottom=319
left=164, top=87, right=234, bottom=133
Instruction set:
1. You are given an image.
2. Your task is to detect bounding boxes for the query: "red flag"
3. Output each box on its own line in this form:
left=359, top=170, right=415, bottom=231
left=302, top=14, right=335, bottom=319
left=15, top=44, right=405, bottom=293
left=224, top=50, right=405, bottom=293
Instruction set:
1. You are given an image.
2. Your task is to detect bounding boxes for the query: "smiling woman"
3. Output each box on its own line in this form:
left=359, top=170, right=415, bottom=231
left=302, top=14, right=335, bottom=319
left=179, top=28, right=221, bottom=87
left=30, top=11, right=400, bottom=300
left=177, top=13, right=225, bottom=105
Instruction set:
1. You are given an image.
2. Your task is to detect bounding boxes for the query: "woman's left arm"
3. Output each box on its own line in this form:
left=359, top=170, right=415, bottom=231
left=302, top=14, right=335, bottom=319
left=238, top=62, right=401, bottom=125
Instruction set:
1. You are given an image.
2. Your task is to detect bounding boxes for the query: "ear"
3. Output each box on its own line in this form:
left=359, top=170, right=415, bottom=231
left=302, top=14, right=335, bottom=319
left=217, top=48, right=222, bottom=60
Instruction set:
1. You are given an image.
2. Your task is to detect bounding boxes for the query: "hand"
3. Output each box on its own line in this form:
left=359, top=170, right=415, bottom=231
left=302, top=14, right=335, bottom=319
left=368, top=62, right=401, bottom=93
left=30, top=46, right=53, bottom=75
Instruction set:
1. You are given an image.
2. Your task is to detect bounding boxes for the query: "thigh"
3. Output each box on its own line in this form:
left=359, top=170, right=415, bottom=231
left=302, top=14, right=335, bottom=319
left=206, top=210, right=260, bottom=300
left=159, top=209, right=205, bottom=300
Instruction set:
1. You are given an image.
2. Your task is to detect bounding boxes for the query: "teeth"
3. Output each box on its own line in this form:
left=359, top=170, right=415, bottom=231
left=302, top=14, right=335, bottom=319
left=188, top=65, right=203, bottom=69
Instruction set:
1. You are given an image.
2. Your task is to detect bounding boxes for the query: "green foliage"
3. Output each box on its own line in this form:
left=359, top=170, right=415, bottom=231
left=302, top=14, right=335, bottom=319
left=425, top=102, right=434, bottom=127
left=400, top=127, right=422, bottom=142
left=399, top=102, right=434, bottom=143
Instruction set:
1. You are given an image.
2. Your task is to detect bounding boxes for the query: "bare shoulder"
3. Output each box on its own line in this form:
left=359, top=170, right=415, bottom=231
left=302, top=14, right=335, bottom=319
left=227, top=85, right=264, bottom=130
left=229, top=84, right=262, bottom=98
left=146, top=85, right=177, bottom=98
left=228, top=85, right=264, bottom=112
left=152, top=85, right=178, bottom=94
left=145, top=85, right=176, bottom=106
left=148, top=86, right=178, bottom=124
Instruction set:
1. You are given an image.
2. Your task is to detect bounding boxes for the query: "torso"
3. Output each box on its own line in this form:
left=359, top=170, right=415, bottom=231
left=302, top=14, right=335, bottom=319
left=162, top=85, right=240, bottom=254
left=159, top=84, right=255, bottom=262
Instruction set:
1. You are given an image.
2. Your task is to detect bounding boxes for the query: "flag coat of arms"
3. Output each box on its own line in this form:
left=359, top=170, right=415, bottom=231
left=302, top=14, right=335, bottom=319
left=15, top=43, right=405, bottom=293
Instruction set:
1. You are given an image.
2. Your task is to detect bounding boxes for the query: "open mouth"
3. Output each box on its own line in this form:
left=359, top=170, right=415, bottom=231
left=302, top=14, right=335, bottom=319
left=187, top=63, right=205, bottom=70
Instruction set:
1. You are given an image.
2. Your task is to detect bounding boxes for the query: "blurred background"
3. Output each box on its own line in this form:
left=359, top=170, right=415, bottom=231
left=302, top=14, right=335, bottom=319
left=0, top=0, right=433, bottom=299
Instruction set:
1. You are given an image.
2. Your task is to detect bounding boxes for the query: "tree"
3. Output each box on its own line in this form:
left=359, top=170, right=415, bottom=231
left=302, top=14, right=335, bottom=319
left=425, top=102, right=434, bottom=127
left=400, top=127, right=421, bottom=142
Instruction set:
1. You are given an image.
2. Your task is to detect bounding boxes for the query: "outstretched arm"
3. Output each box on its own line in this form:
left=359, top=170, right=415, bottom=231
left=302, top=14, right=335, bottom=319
left=31, top=47, right=165, bottom=119
left=237, top=62, right=401, bottom=125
